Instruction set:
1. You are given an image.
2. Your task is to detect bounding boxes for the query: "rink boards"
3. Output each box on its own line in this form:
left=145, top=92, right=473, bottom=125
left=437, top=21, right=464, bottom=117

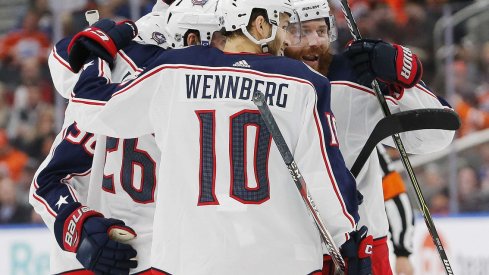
left=1, top=214, right=488, bottom=275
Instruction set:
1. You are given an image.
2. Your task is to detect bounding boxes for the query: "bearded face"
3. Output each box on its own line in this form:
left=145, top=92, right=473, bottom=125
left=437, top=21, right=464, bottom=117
left=284, top=18, right=332, bottom=74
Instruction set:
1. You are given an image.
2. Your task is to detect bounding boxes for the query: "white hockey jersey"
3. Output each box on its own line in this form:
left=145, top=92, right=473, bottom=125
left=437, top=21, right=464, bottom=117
left=327, top=54, right=455, bottom=240
left=68, top=45, right=357, bottom=275
left=30, top=12, right=167, bottom=274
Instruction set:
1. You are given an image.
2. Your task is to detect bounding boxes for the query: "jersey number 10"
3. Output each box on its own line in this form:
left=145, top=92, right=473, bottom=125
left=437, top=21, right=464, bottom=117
left=196, top=110, right=272, bottom=205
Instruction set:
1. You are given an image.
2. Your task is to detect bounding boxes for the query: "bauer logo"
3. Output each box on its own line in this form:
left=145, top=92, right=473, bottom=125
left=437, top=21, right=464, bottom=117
left=400, top=46, right=413, bottom=80
left=302, top=5, right=319, bottom=11
left=152, top=32, right=166, bottom=45
left=192, top=0, right=208, bottom=5
left=419, top=231, right=451, bottom=274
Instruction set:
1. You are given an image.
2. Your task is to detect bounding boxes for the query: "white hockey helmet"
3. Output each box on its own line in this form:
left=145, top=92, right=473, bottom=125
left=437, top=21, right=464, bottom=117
left=216, top=0, right=299, bottom=48
left=163, top=0, right=221, bottom=48
left=135, top=11, right=171, bottom=48
left=152, top=0, right=170, bottom=12
left=290, top=0, right=337, bottom=42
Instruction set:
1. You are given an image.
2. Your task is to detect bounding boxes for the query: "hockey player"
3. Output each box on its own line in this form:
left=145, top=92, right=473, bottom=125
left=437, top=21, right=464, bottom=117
left=284, top=0, right=455, bottom=274
left=29, top=1, right=222, bottom=274
left=61, top=0, right=374, bottom=274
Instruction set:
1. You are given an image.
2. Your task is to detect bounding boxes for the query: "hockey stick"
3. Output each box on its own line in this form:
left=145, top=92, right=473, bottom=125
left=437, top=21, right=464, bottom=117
left=85, top=10, right=100, bottom=26
left=252, top=91, right=345, bottom=275
left=351, top=108, right=460, bottom=177
left=338, top=1, right=455, bottom=273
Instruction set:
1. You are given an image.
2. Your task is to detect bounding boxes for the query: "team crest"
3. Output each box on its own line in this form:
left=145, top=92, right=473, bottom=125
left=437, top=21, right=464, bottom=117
left=152, top=32, right=166, bottom=45
left=192, top=0, right=208, bottom=5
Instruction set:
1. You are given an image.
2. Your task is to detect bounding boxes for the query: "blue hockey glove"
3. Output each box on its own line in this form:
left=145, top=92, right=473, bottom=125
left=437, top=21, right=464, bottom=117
left=54, top=203, right=138, bottom=274
left=344, top=39, right=423, bottom=96
left=342, top=226, right=373, bottom=275
left=68, top=19, right=138, bottom=73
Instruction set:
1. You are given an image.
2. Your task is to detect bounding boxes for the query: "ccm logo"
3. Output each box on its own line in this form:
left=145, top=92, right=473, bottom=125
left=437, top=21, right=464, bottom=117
left=400, top=46, right=413, bottom=80
left=89, top=29, right=109, bottom=41
left=64, top=206, right=91, bottom=247
left=364, top=244, right=373, bottom=255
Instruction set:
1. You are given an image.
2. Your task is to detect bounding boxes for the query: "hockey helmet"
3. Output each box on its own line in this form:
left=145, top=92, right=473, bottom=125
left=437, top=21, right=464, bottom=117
left=289, top=0, right=337, bottom=44
left=134, top=11, right=171, bottom=48
left=152, top=0, right=170, bottom=12
left=216, top=0, right=301, bottom=48
left=163, top=0, right=221, bottom=48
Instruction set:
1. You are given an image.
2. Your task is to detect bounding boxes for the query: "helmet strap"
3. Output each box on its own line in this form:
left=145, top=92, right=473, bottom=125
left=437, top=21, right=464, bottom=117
left=242, top=25, right=277, bottom=53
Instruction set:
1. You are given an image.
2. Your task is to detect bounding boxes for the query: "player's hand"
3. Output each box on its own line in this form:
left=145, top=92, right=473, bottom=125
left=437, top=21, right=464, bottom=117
left=344, top=39, right=423, bottom=92
left=341, top=226, right=373, bottom=275
left=396, top=256, right=414, bottom=275
left=54, top=203, right=138, bottom=274
left=68, top=19, right=138, bottom=73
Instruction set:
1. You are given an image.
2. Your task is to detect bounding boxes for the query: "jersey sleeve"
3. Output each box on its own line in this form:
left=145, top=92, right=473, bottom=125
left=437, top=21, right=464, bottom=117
left=48, top=37, right=78, bottom=99
left=294, top=88, right=356, bottom=246
left=29, top=123, right=95, bottom=233
left=331, top=80, right=456, bottom=156
left=69, top=56, right=161, bottom=138
left=48, top=38, right=164, bottom=100
left=384, top=82, right=455, bottom=154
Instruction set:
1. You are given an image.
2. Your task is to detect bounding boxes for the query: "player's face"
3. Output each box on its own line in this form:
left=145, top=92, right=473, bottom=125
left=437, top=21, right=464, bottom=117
left=268, top=13, right=291, bottom=56
left=284, top=18, right=330, bottom=71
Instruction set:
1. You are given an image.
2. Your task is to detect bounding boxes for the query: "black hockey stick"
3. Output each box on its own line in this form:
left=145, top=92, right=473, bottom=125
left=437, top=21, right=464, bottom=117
left=252, top=91, right=345, bottom=275
left=351, top=108, right=460, bottom=177
left=339, top=0, right=455, bottom=273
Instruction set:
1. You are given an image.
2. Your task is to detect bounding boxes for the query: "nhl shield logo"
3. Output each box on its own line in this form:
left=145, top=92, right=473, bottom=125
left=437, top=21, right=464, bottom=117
left=152, top=32, right=166, bottom=45
left=192, top=0, right=208, bottom=5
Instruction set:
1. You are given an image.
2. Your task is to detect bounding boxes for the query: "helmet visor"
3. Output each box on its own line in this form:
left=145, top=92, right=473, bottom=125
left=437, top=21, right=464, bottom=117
left=287, top=16, right=334, bottom=47
left=286, top=9, right=302, bottom=46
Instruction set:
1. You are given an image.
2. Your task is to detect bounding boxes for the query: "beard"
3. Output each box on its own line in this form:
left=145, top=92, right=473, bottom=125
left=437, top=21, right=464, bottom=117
left=284, top=45, right=333, bottom=76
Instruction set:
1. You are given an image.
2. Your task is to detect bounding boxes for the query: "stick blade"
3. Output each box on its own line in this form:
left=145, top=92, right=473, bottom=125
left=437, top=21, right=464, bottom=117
left=351, top=108, right=460, bottom=177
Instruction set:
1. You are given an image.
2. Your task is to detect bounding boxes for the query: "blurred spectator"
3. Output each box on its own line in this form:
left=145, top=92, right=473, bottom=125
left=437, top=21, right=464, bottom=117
left=455, top=97, right=489, bottom=136
left=0, top=82, right=10, bottom=128
left=61, top=0, right=153, bottom=37
left=419, top=163, right=447, bottom=199
left=61, top=0, right=100, bottom=36
left=29, top=106, right=56, bottom=159
left=450, top=58, right=489, bottom=136
left=29, top=0, right=54, bottom=39
left=457, top=166, right=481, bottom=212
left=7, top=82, right=54, bottom=159
left=19, top=57, right=53, bottom=106
left=0, top=130, right=28, bottom=183
left=429, top=188, right=450, bottom=215
left=0, top=9, right=51, bottom=66
left=0, top=177, right=32, bottom=224
left=479, top=144, right=489, bottom=189
left=15, top=159, right=39, bottom=207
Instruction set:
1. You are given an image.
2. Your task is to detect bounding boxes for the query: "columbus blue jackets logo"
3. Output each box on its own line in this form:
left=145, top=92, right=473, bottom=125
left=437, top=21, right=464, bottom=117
left=152, top=32, right=166, bottom=45
left=192, top=0, right=208, bottom=5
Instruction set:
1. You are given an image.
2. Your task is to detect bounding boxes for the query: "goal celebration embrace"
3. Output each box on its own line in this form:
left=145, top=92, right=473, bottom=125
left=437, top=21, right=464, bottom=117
left=25, top=0, right=462, bottom=274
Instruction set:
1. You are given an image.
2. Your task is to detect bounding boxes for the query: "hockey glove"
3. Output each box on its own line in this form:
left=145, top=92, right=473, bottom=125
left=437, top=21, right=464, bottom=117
left=68, top=19, right=138, bottom=73
left=342, top=226, right=373, bottom=275
left=54, top=203, right=138, bottom=274
left=344, top=39, right=423, bottom=94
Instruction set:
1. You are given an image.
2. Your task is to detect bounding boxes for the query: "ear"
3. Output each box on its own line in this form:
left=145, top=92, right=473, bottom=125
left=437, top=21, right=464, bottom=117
left=186, top=33, right=200, bottom=46
left=250, top=15, right=270, bottom=39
